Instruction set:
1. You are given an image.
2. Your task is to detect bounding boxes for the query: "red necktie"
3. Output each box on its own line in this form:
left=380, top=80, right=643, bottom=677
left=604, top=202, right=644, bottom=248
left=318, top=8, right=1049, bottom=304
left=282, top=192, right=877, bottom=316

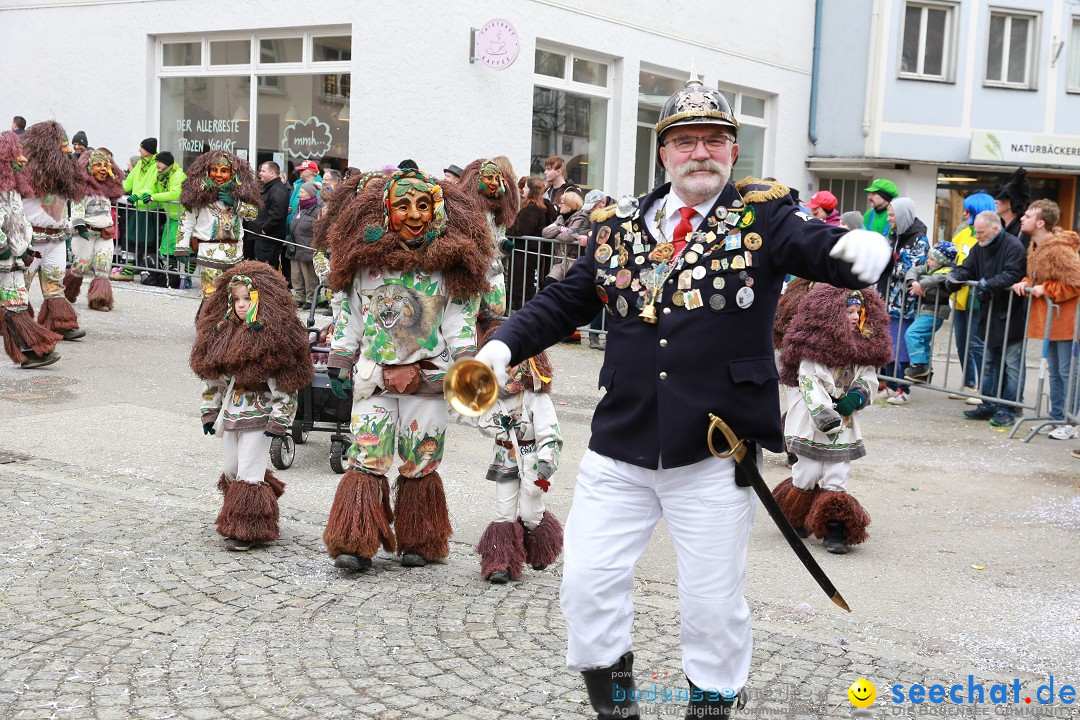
left=672, top=206, right=696, bottom=254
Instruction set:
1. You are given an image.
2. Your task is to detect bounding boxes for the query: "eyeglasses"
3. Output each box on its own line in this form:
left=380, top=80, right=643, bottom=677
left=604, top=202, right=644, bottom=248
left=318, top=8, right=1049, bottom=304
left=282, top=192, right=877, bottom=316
left=665, top=135, right=734, bottom=153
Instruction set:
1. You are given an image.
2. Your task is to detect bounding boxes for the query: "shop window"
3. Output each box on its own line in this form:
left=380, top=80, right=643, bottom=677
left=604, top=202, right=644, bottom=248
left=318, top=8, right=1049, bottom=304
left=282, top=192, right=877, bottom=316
left=313, top=36, right=351, bottom=63
left=635, top=69, right=683, bottom=195
left=1068, top=18, right=1080, bottom=92
left=535, top=49, right=565, bottom=79
left=255, top=74, right=349, bottom=176
left=986, top=9, right=1038, bottom=89
left=160, top=77, right=250, bottom=168
left=900, top=1, right=957, bottom=82
left=260, top=38, right=302, bottom=65
left=210, top=39, right=250, bottom=66
left=718, top=85, right=770, bottom=180
left=163, top=41, right=200, bottom=67
left=572, top=57, right=608, bottom=87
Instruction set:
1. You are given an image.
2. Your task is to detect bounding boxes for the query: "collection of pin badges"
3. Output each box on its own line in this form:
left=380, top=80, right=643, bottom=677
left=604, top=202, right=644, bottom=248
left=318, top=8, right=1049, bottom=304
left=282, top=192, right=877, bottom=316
left=592, top=199, right=760, bottom=318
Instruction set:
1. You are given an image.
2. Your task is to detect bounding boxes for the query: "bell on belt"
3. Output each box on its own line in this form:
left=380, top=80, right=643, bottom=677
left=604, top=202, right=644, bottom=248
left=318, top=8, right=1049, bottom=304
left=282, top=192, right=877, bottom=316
left=640, top=303, right=658, bottom=323
left=444, top=358, right=499, bottom=417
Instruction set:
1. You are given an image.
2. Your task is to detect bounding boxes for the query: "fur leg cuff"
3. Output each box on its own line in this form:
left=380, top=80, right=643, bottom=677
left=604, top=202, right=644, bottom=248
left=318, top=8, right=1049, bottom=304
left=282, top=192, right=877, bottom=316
left=215, top=480, right=280, bottom=544
left=523, top=510, right=563, bottom=569
left=2, top=310, right=60, bottom=364
left=805, top=490, right=871, bottom=545
left=477, top=520, right=525, bottom=580
left=87, top=277, right=114, bottom=311
left=772, top=477, right=819, bottom=528
left=323, top=469, right=396, bottom=558
left=393, top=471, right=452, bottom=561
left=63, top=270, right=83, bottom=303
left=37, top=297, right=79, bottom=333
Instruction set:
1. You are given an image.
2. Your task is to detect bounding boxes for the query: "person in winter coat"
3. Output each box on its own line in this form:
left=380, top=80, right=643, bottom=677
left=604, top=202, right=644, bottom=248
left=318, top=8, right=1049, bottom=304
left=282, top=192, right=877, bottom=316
left=902, top=241, right=958, bottom=383
left=807, top=190, right=840, bottom=226
left=1014, top=200, right=1080, bottom=440
left=247, top=161, right=290, bottom=268
left=116, top=138, right=159, bottom=280
left=149, top=151, right=187, bottom=288
left=286, top=182, right=319, bottom=309
left=540, top=190, right=587, bottom=286
left=945, top=211, right=1027, bottom=428
left=949, top=192, right=996, bottom=395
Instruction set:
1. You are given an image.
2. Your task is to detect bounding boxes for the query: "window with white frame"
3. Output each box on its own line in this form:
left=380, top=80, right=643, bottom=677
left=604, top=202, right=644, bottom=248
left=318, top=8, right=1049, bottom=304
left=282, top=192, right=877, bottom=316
left=900, top=1, right=957, bottom=81
left=1068, top=17, right=1080, bottom=92
left=717, top=87, right=770, bottom=181
left=985, top=9, right=1039, bottom=89
left=635, top=68, right=683, bottom=195
left=531, top=45, right=612, bottom=190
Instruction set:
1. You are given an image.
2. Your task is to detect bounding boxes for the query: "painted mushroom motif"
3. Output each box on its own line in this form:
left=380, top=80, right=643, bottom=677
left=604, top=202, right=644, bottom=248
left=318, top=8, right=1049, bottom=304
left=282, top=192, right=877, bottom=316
left=412, top=436, right=440, bottom=474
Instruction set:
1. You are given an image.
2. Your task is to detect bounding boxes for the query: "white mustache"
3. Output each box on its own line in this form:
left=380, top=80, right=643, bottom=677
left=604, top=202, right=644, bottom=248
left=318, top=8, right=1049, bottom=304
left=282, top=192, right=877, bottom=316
left=675, top=159, right=724, bottom=177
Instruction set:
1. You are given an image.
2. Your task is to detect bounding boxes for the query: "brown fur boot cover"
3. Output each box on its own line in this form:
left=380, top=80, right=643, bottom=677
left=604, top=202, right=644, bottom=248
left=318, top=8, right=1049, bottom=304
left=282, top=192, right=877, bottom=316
left=216, top=473, right=231, bottom=495
left=523, top=510, right=563, bottom=569
left=323, top=469, right=396, bottom=558
left=772, top=477, right=820, bottom=529
left=2, top=310, right=61, bottom=364
left=805, top=490, right=870, bottom=545
left=264, top=469, right=285, bottom=498
left=37, top=296, right=79, bottom=333
left=215, top=480, right=280, bottom=544
left=477, top=520, right=525, bottom=580
left=87, top=277, right=114, bottom=311
left=394, top=471, right=452, bottom=561
left=63, top=270, right=83, bottom=303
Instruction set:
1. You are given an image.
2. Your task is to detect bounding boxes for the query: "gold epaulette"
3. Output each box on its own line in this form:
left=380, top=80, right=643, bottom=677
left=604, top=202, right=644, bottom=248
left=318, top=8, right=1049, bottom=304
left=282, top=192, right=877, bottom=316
left=590, top=204, right=619, bottom=223
left=735, top=176, right=790, bottom=203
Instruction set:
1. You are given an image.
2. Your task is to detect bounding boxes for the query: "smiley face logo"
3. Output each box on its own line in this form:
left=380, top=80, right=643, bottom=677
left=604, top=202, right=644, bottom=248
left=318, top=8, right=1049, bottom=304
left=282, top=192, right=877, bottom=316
left=848, top=678, right=876, bottom=708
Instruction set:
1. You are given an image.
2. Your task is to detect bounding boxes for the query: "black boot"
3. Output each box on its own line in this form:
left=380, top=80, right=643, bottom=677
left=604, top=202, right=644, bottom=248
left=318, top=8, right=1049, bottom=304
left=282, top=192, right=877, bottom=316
left=685, top=680, right=743, bottom=718
left=581, top=651, right=640, bottom=719
left=824, top=519, right=848, bottom=554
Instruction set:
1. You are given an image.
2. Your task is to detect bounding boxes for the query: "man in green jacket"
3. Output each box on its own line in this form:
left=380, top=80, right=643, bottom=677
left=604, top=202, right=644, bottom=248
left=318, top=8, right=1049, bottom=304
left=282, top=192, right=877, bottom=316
left=863, top=178, right=897, bottom=238
left=146, top=151, right=187, bottom=288
left=116, top=138, right=159, bottom=280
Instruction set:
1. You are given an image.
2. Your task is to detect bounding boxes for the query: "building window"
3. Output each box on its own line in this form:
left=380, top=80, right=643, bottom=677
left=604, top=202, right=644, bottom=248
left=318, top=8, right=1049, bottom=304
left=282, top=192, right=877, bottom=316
left=985, top=10, right=1038, bottom=89
left=1068, top=17, right=1080, bottom=92
left=530, top=46, right=612, bottom=191
left=900, top=1, right=956, bottom=81
left=635, top=69, right=683, bottom=195
left=718, top=86, right=770, bottom=180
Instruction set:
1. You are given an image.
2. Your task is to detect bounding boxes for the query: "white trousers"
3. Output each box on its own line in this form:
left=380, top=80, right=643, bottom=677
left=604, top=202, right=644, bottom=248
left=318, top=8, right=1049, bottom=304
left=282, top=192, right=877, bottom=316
left=494, top=476, right=546, bottom=526
left=221, top=430, right=272, bottom=484
left=791, top=457, right=849, bottom=493
left=561, top=450, right=756, bottom=694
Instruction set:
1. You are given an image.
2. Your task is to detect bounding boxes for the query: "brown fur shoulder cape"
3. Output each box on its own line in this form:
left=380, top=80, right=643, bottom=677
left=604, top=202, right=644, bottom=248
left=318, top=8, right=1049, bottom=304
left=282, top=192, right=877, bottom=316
left=459, top=158, right=520, bottom=229
left=78, top=152, right=125, bottom=200
left=323, top=174, right=493, bottom=299
left=0, top=131, right=22, bottom=193
left=20, top=121, right=82, bottom=200
left=478, top=313, right=553, bottom=393
left=1029, top=229, right=1080, bottom=287
left=779, top=284, right=893, bottom=387
left=190, top=260, right=313, bottom=392
left=773, top=277, right=815, bottom=350
left=179, top=150, right=262, bottom=211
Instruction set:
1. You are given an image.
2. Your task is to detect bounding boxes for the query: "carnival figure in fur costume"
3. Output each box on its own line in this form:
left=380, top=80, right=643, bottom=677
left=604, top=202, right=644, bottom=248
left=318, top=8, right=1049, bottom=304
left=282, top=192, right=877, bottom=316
left=0, top=131, right=62, bottom=368
left=772, top=285, right=892, bottom=554
left=452, top=313, right=563, bottom=583
left=19, top=121, right=85, bottom=340
left=67, top=150, right=125, bottom=311
left=321, top=168, right=493, bottom=571
left=175, top=150, right=261, bottom=300
left=190, top=260, right=312, bottom=551
left=458, top=158, right=519, bottom=316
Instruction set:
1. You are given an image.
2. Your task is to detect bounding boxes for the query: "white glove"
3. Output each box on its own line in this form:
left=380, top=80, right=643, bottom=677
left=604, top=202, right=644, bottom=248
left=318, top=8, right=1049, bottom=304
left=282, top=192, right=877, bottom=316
left=474, top=339, right=512, bottom=388
left=828, top=229, right=892, bottom=284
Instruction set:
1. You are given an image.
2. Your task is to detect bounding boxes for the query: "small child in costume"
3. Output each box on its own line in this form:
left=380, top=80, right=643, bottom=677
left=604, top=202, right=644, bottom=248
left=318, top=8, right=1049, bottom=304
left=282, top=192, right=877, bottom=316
left=772, top=285, right=893, bottom=554
left=902, top=240, right=958, bottom=383
left=453, top=313, right=564, bottom=583
left=190, top=260, right=313, bottom=552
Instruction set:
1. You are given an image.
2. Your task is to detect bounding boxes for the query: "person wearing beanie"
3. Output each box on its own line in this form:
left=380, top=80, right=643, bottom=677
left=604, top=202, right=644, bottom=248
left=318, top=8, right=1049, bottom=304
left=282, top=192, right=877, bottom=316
left=397, top=158, right=419, bottom=170
left=878, top=196, right=929, bottom=405
left=117, top=138, right=160, bottom=280
left=147, top=150, right=188, bottom=288
left=902, top=241, right=958, bottom=383
left=806, top=190, right=840, bottom=226
left=991, top=167, right=1030, bottom=248
left=863, top=178, right=897, bottom=238
left=286, top=180, right=320, bottom=309
left=840, top=211, right=864, bottom=230
left=71, top=131, right=91, bottom=158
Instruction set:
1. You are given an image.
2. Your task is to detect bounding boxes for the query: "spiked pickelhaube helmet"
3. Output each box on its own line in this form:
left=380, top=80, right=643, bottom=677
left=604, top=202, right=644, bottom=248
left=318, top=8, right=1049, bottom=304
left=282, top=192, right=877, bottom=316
left=655, top=71, right=739, bottom=142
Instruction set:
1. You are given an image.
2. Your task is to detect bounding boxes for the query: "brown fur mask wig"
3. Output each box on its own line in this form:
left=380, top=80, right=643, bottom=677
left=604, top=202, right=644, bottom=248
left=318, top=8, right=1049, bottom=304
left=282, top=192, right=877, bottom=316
left=78, top=150, right=125, bottom=200
left=190, top=260, right=314, bottom=393
left=0, top=131, right=23, bottom=194
left=312, top=171, right=385, bottom=253
left=478, top=312, right=553, bottom=394
left=779, top=284, right=893, bottom=388
left=459, top=158, right=520, bottom=228
left=179, top=150, right=262, bottom=212
left=323, top=171, right=493, bottom=299
left=773, top=277, right=815, bottom=350
left=20, top=121, right=82, bottom=200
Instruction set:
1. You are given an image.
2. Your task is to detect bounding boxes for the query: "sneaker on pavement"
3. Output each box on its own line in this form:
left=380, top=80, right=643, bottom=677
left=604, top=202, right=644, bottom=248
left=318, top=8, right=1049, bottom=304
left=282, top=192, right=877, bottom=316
left=1049, top=424, right=1078, bottom=440
left=904, top=364, right=931, bottom=382
left=1072, top=448, right=1080, bottom=460
left=964, top=405, right=996, bottom=421
left=988, top=411, right=1016, bottom=428
left=949, top=385, right=979, bottom=400
left=877, top=386, right=897, bottom=400
left=887, top=390, right=909, bottom=405
left=965, top=396, right=983, bottom=406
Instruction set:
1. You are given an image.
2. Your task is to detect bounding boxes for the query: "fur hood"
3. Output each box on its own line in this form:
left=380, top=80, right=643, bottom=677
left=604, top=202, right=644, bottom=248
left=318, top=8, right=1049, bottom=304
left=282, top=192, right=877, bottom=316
left=179, top=150, right=262, bottom=212
left=322, top=172, right=493, bottom=299
left=1028, top=229, right=1080, bottom=287
left=458, top=158, right=520, bottom=229
left=20, top=121, right=82, bottom=200
left=78, top=151, right=125, bottom=200
left=773, top=277, right=815, bottom=349
left=779, top=284, right=893, bottom=387
left=190, top=260, right=313, bottom=393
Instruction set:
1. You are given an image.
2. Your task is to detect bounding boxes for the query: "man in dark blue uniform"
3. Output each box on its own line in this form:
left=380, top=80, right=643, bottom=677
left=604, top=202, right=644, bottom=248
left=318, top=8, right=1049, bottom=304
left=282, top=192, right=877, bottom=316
left=474, top=74, right=892, bottom=720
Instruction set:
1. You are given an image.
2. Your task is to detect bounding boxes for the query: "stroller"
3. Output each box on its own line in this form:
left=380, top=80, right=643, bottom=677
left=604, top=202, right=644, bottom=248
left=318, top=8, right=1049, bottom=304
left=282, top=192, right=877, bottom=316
left=269, top=283, right=353, bottom=473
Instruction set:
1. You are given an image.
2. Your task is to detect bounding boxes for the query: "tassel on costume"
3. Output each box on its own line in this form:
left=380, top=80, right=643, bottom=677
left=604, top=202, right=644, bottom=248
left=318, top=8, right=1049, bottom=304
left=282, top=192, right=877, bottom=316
left=264, top=468, right=285, bottom=498
left=217, top=473, right=230, bottom=495
left=87, top=277, right=114, bottom=311
left=215, top=480, right=281, bottom=544
left=323, top=469, right=396, bottom=558
left=2, top=311, right=61, bottom=364
left=772, top=477, right=820, bottom=529
left=477, top=520, right=526, bottom=581
left=805, top=490, right=871, bottom=545
left=393, top=471, right=452, bottom=561
left=63, top=270, right=83, bottom=303
left=37, top=297, right=79, bottom=333
left=523, top=510, right=563, bottom=570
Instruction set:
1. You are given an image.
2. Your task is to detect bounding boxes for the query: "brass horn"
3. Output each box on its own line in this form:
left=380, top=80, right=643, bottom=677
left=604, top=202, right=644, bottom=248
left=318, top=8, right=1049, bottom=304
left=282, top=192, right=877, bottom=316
left=444, top=358, right=499, bottom=417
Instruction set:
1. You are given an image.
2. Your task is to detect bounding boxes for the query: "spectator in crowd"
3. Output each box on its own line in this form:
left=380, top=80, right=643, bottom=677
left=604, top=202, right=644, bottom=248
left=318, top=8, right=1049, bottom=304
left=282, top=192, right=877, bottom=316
left=946, top=211, right=1027, bottom=428
left=903, top=241, right=958, bottom=383
left=287, top=159, right=319, bottom=229
left=1014, top=200, right=1080, bottom=440
left=116, top=138, right=159, bottom=281
left=443, top=164, right=463, bottom=183
left=949, top=192, right=995, bottom=401
left=541, top=189, right=586, bottom=288
left=863, top=178, right=897, bottom=237
left=542, top=156, right=580, bottom=208
left=11, top=116, right=25, bottom=135
left=247, top=161, right=290, bottom=269
left=508, top=178, right=550, bottom=237
left=343, top=166, right=361, bottom=180
left=806, top=190, right=840, bottom=226
left=397, top=158, right=419, bottom=170
left=840, top=211, right=863, bottom=230
left=147, top=151, right=187, bottom=288
left=992, top=167, right=1030, bottom=248
left=879, top=197, right=929, bottom=405
left=287, top=181, right=320, bottom=309
left=71, top=131, right=91, bottom=158
left=320, top=168, right=342, bottom=198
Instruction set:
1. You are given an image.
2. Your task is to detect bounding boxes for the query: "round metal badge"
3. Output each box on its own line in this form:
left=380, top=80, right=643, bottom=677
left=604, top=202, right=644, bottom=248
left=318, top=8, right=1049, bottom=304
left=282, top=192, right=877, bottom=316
left=709, top=294, right=726, bottom=311
left=615, top=269, right=632, bottom=289
left=713, top=276, right=725, bottom=290
left=692, top=266, right=706, bottom=280
left=736, top=286, right=755, bottom=309
left=617, top=295, right=628, bottom=317
left=744, top=232, right=762, bottom=251
left=595, top=244, right=613, bottom=263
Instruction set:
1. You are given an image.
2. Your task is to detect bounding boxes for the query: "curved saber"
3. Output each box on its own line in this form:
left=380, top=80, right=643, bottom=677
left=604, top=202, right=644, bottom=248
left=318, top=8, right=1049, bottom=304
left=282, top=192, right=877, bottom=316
left=707, top=413, right=851, bottom=612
